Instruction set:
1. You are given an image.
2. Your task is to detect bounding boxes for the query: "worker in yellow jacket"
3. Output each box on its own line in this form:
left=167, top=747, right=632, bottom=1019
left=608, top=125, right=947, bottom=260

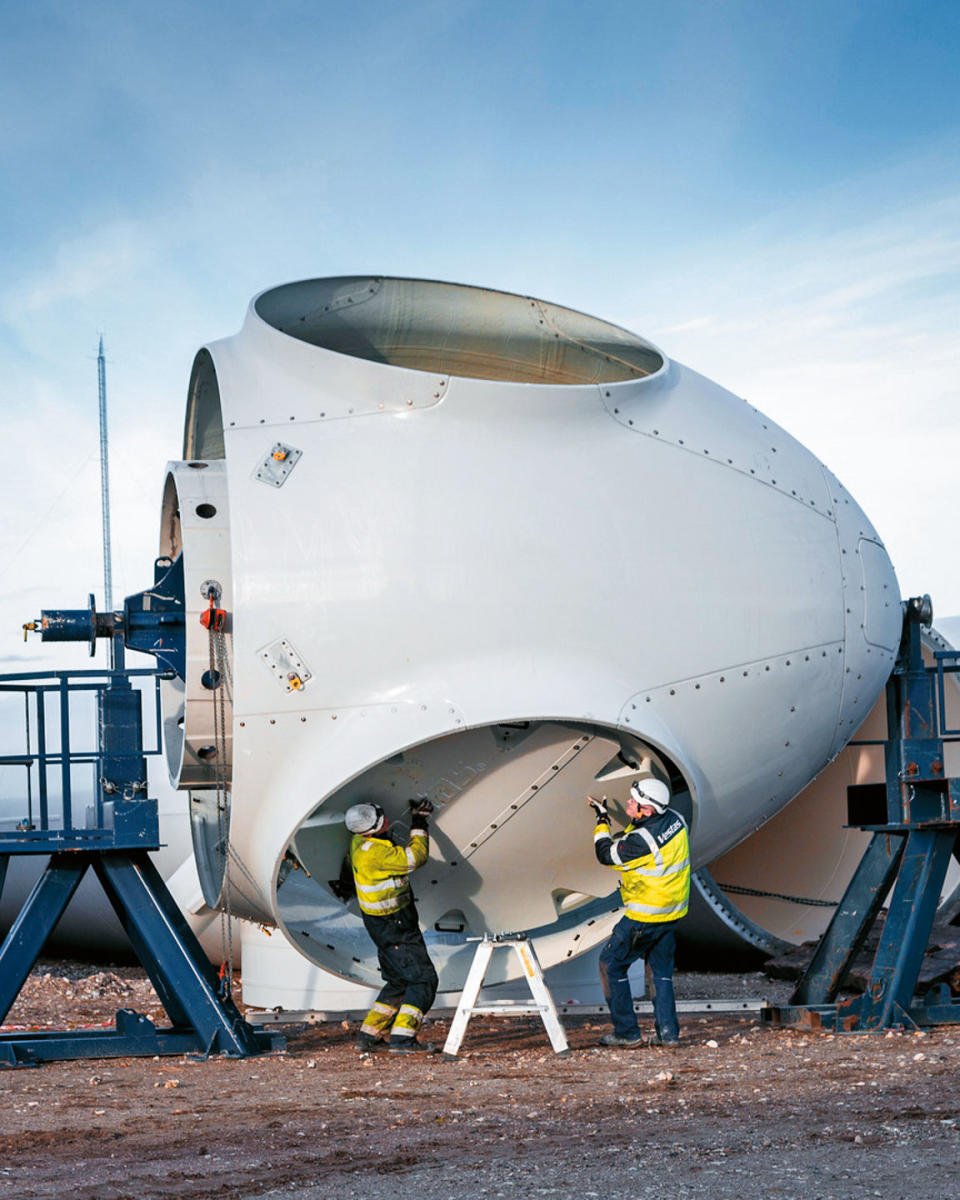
left=590, top=778, right=690, bottom=1048
left=345, top=799, right=439, bottom=1054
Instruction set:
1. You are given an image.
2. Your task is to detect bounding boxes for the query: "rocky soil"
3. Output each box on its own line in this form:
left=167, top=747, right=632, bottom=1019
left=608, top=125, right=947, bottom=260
left=1, top=962, right=958, bottom=1200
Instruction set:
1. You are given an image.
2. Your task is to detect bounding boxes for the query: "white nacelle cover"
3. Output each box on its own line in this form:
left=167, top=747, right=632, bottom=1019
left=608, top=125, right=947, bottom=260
left=161, top=276, right=900, bottom=990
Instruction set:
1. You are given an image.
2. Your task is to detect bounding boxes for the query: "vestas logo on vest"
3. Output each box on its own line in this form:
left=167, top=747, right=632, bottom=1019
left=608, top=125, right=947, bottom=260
left=657, top=818, right=683, bottom=845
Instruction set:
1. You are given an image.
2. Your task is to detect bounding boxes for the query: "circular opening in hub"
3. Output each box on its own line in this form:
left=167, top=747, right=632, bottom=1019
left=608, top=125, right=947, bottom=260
left=275, top=719, right=691, bottom=990
left=255, top=276, right=664, bottom=386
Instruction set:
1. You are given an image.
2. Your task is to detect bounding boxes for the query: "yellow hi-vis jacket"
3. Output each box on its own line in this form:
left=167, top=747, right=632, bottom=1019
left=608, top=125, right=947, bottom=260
left=593, top=809, right=690, bottom=923
left=350, top=827, right=429, bottom=917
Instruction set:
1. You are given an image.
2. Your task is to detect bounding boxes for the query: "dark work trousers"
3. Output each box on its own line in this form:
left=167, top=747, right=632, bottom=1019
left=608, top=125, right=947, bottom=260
left=598, top=914, right=680, bottom=1041
left=362, top=903, right=439, bottom=1025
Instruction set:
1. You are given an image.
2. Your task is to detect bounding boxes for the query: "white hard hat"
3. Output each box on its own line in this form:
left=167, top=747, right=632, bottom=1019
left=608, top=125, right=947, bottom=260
left=630, top=778, right=670, bottom=813
left=344, top=803, right=385, bottom=834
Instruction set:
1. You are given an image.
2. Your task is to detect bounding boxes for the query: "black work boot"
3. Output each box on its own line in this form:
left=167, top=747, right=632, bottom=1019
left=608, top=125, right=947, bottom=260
left=599, top=1032, right=645, bottom=1047
left=354, top=1033, right=387, bottom=1053
left=387, top=1038, right=436, bottom=1055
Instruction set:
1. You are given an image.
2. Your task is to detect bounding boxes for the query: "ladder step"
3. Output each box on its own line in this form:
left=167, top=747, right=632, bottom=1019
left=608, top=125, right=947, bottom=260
left=467, top=1004, right=550, bottom=1015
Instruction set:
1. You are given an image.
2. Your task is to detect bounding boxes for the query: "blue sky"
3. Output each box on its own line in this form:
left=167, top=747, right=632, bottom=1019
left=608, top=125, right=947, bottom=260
left=2, top=0, right=959, bottom=669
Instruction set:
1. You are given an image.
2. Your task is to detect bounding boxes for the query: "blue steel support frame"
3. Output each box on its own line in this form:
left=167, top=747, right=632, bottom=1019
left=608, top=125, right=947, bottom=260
left=93, top=851, right=263, bottom=1054
left=0, top=664, right=282, bottom=1066
left=767, top=597, right=960, bottom=1033
left=0, top=857, right=88, bottom=1023
left=789, top=832, right=905, bottom=1007
left=850, top=829, right=955, bottom=1029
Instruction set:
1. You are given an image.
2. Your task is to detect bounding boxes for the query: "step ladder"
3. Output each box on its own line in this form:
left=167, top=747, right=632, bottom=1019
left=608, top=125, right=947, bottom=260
left=442, top=934, right=569, bottom=1058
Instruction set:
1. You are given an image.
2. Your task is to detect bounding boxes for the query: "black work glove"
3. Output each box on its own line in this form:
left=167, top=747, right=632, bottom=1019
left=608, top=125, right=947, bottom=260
left=588, top=796, right=609, bottom=822
left=409, top=797, right=434, bottom=829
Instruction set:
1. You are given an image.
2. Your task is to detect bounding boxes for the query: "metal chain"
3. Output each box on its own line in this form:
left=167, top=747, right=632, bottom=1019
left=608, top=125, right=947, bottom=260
left=215, top=625, right=234, bottom=695
left=714, top=882, right=839, bottom=908
left=208, top=613, right=235, bottom=998
left=225, top=843, right=272, bottom=913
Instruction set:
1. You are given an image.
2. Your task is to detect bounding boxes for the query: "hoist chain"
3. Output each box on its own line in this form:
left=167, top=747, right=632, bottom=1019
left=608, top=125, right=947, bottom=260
left=208, top=611, right=235, bottom=999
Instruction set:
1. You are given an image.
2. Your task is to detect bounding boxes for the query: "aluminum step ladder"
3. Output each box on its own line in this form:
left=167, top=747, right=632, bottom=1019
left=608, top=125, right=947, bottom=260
left=442, top=934, right=569, bottom=1057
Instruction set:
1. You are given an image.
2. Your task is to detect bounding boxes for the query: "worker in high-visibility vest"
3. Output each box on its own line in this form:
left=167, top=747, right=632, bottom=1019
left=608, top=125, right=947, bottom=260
left=345, top=799, right=439, bottom=1054
left=589, top=778, right=690, bottom=1047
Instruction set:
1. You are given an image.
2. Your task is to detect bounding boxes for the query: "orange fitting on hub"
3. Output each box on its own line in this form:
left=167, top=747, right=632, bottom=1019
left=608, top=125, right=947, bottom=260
left=200, top=597, right=227, bottom=632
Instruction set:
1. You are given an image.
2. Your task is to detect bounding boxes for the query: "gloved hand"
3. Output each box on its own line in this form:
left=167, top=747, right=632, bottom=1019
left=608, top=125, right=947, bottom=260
left=409, top=797, right=435, bottom=817
left=587, top=795, right=609, bottom=822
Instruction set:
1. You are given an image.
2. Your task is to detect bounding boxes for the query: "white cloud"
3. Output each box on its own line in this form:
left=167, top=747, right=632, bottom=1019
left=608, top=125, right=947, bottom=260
left=654, top=315, right=716, bottom=337
left=17, top=220, right=160, bottom=315
left=619, top=167, right=960, bottom=614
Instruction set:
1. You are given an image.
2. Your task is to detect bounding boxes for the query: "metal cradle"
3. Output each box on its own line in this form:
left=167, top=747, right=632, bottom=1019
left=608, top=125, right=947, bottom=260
left=0, top=655, right=281, bottom=1066
left=766, top=596, right=960, bottom=1033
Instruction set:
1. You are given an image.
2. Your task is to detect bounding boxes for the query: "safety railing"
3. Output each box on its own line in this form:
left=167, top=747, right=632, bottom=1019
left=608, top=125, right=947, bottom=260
left=0, top=667, right=165, bottom=841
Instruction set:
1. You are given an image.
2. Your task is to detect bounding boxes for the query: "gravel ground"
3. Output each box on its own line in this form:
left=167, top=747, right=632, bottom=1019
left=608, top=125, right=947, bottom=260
left=1, top=962, right=958, bottom=1200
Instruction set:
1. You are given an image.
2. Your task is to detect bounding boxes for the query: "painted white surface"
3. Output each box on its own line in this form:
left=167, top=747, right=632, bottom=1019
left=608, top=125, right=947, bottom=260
left=163, top=277, right=900, bottom=991
left=0, top=278, right=905, bottom=989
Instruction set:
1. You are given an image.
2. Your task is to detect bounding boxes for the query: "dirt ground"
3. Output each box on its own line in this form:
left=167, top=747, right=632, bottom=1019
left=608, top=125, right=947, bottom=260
left=1, top=962, right=959, bottom=1200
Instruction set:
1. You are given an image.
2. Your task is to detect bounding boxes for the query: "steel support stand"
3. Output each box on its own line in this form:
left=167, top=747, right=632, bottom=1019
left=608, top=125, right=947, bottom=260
left=0, top=848, right=282, bottom=1067
left=853, top=829, right=955, bottom=1029
left=442, top=934, right=569, bottom=1058
left=0, top=654, right=282, bottom=1067
left=766, top=596, right=960, bottom=1033
left=0, top=855, right=88, bottom=1025
left=790, top=832, right=905, bottom=1007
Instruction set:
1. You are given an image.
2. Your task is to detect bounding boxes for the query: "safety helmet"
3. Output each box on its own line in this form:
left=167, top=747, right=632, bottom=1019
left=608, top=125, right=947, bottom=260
left=344, top=803, right=386, bottom=834
left=629, top=778, right=670, bottom=813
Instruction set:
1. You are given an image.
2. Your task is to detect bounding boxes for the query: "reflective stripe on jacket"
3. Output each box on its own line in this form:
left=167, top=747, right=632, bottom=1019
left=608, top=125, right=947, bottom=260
left=350, top=828, right=429, bottom=917
left=593, top=810, right=690, bottom=923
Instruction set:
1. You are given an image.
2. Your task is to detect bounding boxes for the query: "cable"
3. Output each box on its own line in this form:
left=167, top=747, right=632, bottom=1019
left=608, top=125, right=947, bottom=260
left=9, top=454, right=97, bottom=567
left=714, top=882, right=839, bottom=908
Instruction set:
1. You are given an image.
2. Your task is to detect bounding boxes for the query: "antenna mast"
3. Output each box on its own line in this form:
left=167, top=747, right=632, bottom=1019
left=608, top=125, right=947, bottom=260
left=97, top=336, right=114, bottom=657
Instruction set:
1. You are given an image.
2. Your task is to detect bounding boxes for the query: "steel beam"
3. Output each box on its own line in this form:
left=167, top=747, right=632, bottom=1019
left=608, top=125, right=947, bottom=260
left=848, top=829, right=955, bottom=1030
left=790, top=832, right=904, bottom=1006
left=93, top=851, right=262, bottom=1056
left=0, top=854, right=87, bottom=1024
